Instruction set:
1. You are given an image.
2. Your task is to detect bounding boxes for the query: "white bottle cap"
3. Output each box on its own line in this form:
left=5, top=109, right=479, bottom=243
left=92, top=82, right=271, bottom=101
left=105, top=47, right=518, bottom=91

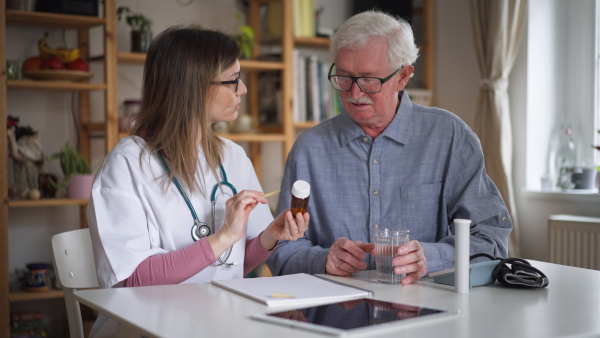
left=291, top=180, right=310, bottom=199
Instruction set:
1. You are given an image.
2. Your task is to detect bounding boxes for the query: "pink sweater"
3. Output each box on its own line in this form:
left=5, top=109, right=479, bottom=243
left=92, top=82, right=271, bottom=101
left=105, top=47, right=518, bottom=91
left=123, top=234, right=272, bottom=287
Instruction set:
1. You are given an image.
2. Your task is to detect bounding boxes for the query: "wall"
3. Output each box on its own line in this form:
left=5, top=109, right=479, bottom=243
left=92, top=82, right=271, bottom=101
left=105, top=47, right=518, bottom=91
left=433, top=0, right=479, bottom=125
left=435, top=0, right=600, bottom=262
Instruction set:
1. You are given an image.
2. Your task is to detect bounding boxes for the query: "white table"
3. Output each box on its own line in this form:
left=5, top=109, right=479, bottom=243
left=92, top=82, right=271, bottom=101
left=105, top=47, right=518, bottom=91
left=74, top=261, right=600, bottom=337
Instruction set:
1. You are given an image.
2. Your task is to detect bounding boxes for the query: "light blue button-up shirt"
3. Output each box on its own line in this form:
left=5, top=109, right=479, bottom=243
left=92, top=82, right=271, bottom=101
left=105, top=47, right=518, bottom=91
left=267, top=91, right=512, bottom=275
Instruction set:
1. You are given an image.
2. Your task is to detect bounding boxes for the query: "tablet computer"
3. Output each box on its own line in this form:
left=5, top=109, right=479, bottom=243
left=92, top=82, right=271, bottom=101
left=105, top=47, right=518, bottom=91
left=251, top=298, right=458, bottom=336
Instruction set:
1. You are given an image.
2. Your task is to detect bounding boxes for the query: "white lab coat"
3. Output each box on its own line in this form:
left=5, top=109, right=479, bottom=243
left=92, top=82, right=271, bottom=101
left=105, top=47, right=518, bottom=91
left=87, top=136, right=273, bottom=287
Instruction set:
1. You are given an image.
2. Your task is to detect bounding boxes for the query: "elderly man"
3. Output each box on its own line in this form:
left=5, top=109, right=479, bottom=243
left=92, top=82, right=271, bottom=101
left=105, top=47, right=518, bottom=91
left=266, top=10, right=512, bottom=284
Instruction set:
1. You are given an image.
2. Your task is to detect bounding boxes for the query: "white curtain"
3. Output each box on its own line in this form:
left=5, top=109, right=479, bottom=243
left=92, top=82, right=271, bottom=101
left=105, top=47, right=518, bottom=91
left=470, top=0, right=526, bottom=257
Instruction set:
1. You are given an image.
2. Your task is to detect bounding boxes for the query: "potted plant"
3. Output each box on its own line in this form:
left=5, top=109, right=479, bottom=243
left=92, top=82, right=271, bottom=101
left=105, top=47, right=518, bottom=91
left=117, top=6, right=153, bottom=53
left=47, top=141, right=93, bottom=199
left=234, top=13, right=255, bottom=60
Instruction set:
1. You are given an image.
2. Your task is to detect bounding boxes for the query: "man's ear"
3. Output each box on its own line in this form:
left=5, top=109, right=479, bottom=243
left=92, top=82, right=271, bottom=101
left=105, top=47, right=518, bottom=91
left=396, top=65, right=415, bottom=91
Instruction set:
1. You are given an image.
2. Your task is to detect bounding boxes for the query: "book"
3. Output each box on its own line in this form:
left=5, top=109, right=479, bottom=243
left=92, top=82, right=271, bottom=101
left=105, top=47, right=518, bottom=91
left=295, top=0, right=315, bottom=37
left=308, top=55, right=321, bottom=123
left=293, top=0, right=302, bottom=38
left=211, top=273, right=373, bottom=307
left=293, top=50, right=302, bottom=123
left=265, top=1, right=283, bottom=39
left=296, top=51, right=307, bottom=122
left=257, top=54, right=282, bottom=125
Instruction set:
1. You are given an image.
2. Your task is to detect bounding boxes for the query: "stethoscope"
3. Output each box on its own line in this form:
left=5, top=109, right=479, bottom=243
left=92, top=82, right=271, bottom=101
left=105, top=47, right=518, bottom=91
left=157, top=150, right=238, bottom=266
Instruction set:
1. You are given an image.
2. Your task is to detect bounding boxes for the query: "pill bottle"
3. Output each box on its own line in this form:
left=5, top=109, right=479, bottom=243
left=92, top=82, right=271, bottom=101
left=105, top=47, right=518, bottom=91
left=290, top=180, right=310, bottom=215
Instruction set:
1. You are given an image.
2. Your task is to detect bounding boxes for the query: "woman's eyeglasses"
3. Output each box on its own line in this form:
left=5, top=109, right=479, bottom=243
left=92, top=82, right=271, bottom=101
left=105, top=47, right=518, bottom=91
left=212, top=77, right=241, bottom=92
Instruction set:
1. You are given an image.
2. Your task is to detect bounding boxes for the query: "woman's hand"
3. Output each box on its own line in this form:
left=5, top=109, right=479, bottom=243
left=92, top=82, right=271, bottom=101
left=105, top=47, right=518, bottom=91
left=259, top=210, right=310, bottom=250
left=208, top=190, right=267, bottom=258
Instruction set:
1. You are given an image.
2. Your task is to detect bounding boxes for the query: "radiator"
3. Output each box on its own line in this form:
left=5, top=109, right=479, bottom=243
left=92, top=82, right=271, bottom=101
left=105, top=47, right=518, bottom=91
left=548, top=215, right=600, bottom=270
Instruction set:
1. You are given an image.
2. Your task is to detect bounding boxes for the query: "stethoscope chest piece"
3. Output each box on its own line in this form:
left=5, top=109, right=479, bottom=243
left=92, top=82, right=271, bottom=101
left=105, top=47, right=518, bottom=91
left=192, top=221, right=211, bottom=241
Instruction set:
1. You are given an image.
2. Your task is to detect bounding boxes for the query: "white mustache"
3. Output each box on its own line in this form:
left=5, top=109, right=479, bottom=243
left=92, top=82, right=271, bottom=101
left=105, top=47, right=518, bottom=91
left=345, top=96, right=374, bottom=105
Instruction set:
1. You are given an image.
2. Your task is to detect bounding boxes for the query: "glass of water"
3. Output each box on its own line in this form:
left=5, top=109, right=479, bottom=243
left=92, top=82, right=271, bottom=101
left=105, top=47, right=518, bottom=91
left=374, top=229, right=410, bottom=284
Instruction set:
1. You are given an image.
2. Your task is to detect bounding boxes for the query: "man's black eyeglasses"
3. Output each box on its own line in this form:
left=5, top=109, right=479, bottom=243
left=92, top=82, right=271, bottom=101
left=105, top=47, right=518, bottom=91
left=212, top=77, right=241, bottom=92
left=327, top=63, right=403, bottom=93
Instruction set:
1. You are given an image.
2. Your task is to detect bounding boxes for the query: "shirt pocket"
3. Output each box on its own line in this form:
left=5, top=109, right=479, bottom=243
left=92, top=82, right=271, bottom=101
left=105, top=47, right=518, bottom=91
left=398, top=183, right=442, bottom=242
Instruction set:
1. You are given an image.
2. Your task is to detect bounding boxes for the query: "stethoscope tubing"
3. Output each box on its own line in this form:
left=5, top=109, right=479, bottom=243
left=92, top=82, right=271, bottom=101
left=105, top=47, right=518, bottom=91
left=156, top=149, right=237, bottom=266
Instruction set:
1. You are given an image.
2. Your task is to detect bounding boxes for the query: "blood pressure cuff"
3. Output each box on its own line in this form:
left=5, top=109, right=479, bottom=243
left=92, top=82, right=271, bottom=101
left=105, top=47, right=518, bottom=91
left=491, top=258, right=549, bottom=289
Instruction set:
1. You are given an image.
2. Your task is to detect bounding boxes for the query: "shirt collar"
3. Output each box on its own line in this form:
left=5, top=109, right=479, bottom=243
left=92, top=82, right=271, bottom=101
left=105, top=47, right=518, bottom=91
left=338, top=90, right=413, bottom=146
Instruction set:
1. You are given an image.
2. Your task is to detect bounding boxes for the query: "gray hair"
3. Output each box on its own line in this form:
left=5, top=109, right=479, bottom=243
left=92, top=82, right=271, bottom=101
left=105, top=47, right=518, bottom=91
left=330, top=10, right=419, bottom=71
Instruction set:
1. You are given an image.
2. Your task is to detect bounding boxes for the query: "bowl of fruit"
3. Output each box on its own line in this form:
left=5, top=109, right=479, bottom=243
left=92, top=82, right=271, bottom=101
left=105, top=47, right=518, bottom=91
left=22, top=33, right=92, bottom=82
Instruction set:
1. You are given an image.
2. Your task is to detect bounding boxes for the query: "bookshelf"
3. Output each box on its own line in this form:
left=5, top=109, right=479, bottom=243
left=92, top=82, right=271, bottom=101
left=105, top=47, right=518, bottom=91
left=0, top=2, right=118, bottom=336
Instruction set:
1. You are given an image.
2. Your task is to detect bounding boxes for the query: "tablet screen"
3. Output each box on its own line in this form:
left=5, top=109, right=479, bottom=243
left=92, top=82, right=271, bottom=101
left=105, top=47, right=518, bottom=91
left=254, top=298, right=455, bottom=336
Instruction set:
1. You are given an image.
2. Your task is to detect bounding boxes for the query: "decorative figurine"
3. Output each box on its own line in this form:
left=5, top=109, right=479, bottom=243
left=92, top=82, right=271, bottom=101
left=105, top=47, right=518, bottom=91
left=6, top=115, right=45, bottom=199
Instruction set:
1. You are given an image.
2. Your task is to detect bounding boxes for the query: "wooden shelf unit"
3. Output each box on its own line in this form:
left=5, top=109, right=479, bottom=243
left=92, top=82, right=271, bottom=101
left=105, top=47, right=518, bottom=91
left=1, top=1, right=118, bottom=336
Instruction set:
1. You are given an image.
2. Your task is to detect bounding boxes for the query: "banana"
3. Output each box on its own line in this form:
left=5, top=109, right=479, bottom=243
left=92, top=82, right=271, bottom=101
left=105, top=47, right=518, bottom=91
left=38, top=33, right=80, bottom=64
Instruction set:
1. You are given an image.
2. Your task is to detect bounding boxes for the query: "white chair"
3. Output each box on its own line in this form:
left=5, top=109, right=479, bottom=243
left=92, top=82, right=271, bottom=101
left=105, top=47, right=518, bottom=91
left=51, top=228, right=99, bottom=338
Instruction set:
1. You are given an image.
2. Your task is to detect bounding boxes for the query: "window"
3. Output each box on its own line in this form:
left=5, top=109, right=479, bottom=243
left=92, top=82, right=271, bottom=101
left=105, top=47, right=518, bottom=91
left=523, top=0, right=597, bottom=191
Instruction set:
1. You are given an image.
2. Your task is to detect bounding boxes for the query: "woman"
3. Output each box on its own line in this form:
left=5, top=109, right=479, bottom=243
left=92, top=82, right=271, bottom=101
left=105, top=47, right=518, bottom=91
left=87, top=26, right=309, bottom=336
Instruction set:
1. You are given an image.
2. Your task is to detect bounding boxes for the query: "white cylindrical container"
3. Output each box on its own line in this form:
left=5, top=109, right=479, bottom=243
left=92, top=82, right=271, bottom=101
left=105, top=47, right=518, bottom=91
left=454, top=219, right=471, bottom=294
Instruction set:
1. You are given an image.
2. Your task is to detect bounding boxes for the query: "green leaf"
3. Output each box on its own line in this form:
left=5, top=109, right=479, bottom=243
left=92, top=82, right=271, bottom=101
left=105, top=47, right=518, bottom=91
left=47, top=141, right=92, bottom=179
left=117, top=6, right=151, bottom=32
left=240, top=26, right=255, bottom=41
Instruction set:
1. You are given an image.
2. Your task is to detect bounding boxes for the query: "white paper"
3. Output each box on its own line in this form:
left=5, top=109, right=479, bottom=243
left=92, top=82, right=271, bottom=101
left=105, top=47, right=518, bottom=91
left=454, top=219, right=471, bottom=293
left=212, top=273, right=372, bottom=307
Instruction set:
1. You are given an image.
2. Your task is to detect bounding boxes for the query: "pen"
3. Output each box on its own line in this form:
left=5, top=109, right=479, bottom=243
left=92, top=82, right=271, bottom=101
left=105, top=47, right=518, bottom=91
left=263, top=190, right=281, bottom=198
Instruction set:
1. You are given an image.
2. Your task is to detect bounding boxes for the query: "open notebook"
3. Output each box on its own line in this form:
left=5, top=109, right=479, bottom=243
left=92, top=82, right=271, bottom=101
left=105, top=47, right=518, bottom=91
left=212, top=273, right=373, bottom=307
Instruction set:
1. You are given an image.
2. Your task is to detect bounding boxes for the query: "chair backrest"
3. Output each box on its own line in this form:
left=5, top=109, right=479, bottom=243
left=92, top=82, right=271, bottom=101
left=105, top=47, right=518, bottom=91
left=51, top=228, right=99, bottom=338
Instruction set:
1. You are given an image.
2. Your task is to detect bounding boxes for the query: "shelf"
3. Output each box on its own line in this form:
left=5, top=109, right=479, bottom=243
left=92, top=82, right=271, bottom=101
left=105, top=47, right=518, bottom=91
left=294, top=121, right=318, bottom=129
left=8, top=198, right=88, bottom=208
left=294, top=37, right=330, bottom=49
left=7, top=80, right=107, bottom=91
left=215, top=133, right=286, bottom=142
left=254, top=0, right=279, bottom=5
left=240, top=59, right=284, bottom=71
left=9, top=290, right=64, bottom=302
left=117, top=52, right=285, bottom=71
left=118, top=52, right=146, bottom=64
left=6, top=9, right=105, bottom=29
left=261, top=36, right=330, bottom=49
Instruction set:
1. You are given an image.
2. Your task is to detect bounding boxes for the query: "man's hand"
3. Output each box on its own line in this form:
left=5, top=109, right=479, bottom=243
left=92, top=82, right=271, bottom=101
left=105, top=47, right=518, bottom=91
left=390, top=240, right=427, bottom=285
left=326, top=238, right=374, bottom=276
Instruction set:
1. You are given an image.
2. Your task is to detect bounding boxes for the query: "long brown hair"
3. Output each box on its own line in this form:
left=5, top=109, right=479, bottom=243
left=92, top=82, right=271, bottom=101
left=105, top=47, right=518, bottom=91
left=131, top=26, right=240, bottom=196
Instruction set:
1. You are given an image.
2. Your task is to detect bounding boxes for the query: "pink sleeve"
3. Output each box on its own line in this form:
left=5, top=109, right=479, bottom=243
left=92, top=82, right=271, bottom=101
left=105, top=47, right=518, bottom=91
left=122, top=238, right=216, bottom=287
left=243, top=232, right=275, bottom=276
